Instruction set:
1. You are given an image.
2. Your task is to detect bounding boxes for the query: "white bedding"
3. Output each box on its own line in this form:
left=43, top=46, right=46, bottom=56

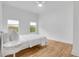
left=2, top=34, right=48, bottom=56
left=3, top=40, right=21, bottom=47
left=19, top=34, right=48, bottom=47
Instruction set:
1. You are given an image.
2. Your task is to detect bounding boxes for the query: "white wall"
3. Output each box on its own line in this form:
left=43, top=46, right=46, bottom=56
left=0, top=2, right=3, bottom=53
left=0, top=2, right=3, bottom=29
left=72, top=1, right=79, bottom=56
left=39, top=2, right=73, bottom=44
left=2, top=3, right=38, bottom=34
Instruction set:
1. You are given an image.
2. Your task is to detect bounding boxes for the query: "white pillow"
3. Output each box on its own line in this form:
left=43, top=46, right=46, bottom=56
left=9, top=31, right=19, bottom=41
left=3, top=33, right=9, bottom=43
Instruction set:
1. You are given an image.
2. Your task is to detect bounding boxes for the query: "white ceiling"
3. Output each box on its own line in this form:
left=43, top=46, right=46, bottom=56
left=4, top=1, right=73, bottom=14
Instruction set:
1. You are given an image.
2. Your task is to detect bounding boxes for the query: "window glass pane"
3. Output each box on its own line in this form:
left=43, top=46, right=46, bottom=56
left=8, top=20, right=19, bottom=24
left=8, top=20, right=19, bottom=32
left=30, top=22, right=37, bottom=32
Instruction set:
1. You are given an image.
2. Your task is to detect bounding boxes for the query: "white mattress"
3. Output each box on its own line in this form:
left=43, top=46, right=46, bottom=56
left=19, top=34, right=43, bottom=41
left=19, top=34, right=48, bottom=47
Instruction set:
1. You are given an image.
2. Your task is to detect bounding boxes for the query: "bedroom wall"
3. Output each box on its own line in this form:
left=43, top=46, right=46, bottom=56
left=0, top=2, right=3, bottom=29
left=2, top=3, right=38, bottom=34
left=72, top=1, right=79, bottom=56
left=0, top=2, right=3, bottom=54
left=39, top=2, right=73, bottom=44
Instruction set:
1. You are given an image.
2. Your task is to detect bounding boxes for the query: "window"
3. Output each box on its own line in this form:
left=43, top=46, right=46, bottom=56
left=8, top=20, right=19, bottom=32
left=30, top=22, right=37, bottom=33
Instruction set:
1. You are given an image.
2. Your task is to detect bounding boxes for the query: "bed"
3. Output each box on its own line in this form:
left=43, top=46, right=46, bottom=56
left=2, top=34, right=48, bottom=57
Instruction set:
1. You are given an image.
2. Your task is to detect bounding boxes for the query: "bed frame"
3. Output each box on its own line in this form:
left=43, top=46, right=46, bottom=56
left=2, top=34, right=48, bottom=57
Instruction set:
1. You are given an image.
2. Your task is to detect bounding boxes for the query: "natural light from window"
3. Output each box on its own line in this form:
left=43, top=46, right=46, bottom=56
left=30, top=22, right=37, bottom=33
left=8, top=20, right=19, bottom=32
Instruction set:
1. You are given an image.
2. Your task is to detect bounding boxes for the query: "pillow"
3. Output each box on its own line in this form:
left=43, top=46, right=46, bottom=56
left=3, top=33, right=9, bottom=43
left=9, top=31, right=19, bottom=41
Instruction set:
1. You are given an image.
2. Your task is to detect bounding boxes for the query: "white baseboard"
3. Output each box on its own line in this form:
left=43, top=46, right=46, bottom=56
left=47, top=36, right=73, bottom=44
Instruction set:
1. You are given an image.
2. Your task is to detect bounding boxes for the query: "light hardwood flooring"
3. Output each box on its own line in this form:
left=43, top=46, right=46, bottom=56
left=6, top=40, right=73, bottom=57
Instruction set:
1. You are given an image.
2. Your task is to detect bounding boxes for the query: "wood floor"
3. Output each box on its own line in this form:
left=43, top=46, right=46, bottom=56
left=7, top=40, right=73, bottom=57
